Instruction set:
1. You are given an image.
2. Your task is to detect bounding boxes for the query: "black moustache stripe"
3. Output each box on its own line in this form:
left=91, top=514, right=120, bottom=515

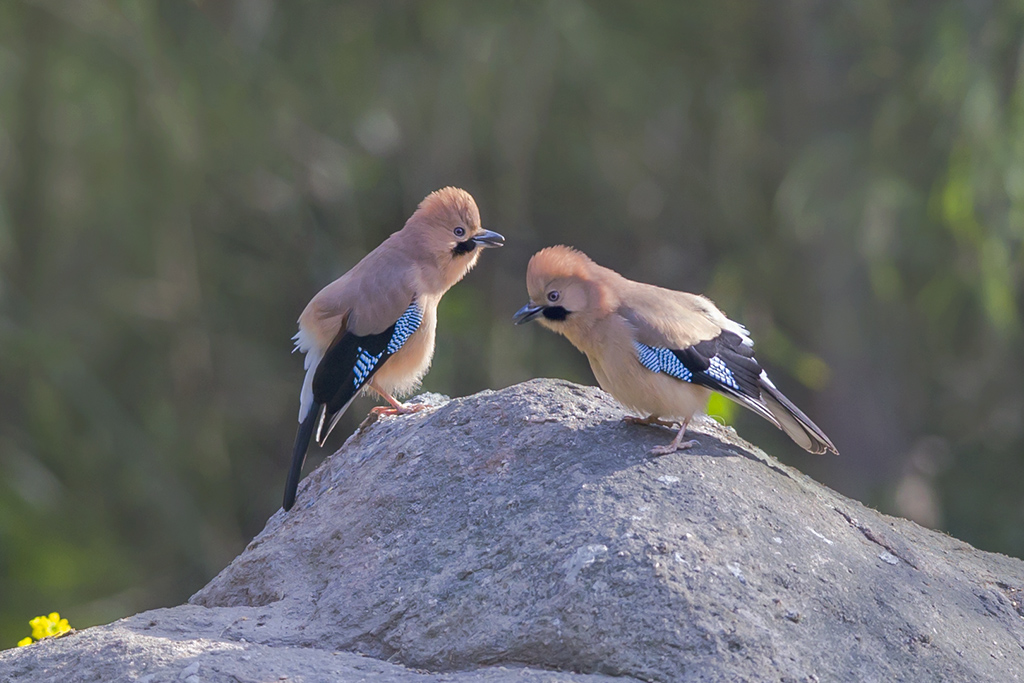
left=452, top=240, right=477, bottom=256
left=542, top=306, right=569, bottom=321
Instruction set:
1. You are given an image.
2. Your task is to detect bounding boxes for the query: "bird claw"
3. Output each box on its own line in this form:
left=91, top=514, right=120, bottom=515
left=370, top=403, right=427, bottom=417
left=649, top=439, right=698, bottom=456
left=623, top=415, right=676, bottom=428
left=358, top=403, right=427, bottom=431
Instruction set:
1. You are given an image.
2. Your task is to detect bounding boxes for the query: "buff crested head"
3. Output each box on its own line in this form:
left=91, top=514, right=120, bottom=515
left=404, top=186, right=504, bottom=288
left=515, top=245, right=616, bottom=331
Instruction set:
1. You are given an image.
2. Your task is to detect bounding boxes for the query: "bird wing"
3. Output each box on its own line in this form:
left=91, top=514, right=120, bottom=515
left=619, top=285, right=779, bottom=425
left=631, top=330, right=781, bottom=428
left=621, top=285, right=837, bottom=454
left=620, top=283, right=751, bottom=350
left=311, top=299, right=424, bottom=444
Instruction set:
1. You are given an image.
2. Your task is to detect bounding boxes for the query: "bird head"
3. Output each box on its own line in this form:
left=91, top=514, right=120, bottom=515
left=514, top=246, right=614, bottom=340
left=406, top=187, right=503, bottom=288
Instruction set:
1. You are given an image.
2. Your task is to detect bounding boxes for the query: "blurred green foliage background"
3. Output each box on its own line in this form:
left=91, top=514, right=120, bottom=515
left=2, top=0, right=1024, bottom=646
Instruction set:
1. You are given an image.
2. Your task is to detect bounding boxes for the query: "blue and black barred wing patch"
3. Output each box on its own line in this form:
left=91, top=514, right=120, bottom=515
left=311, top=301, right=423, bottom=443
left=634, top=330, right=778, bottom=424
left=634, top=342, right=695, bottom=382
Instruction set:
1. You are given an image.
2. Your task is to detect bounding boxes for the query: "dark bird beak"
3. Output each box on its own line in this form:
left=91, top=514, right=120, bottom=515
left=472, top=229, right=505, bottom=248
left=513, top=302, right=544, bottom=325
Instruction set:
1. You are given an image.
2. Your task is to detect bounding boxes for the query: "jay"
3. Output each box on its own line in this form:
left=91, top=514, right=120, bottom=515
left=514, top=246, right=836, bottom=456
left=284, top=187, right=503, bottom=510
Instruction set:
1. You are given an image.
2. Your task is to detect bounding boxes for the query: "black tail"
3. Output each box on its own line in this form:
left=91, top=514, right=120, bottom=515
left=283, top=404, right=320, bottom=511
left=760, top=379, right=838, bottom=455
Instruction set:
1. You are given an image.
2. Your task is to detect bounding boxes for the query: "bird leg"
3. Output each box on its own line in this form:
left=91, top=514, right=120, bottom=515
left=623, top=414, right=676, bottom=428
left=368, top=384, right=426, bottom=416
left=650, top=418, right=698, bottom=456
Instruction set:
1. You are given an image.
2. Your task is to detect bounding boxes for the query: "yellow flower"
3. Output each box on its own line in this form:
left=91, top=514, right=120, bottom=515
left=29, top=616, right=48, bottom=641
left=26, top=612, right=72, bottom=642
left=49, top=613, right=70, bottom=637
left=17, top=637, right=32, bottom=647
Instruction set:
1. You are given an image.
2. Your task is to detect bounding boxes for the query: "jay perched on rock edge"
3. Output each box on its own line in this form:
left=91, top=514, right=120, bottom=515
left=514, top=245, right=837, bottom=457
left=284, top=187, right=503, bottom=510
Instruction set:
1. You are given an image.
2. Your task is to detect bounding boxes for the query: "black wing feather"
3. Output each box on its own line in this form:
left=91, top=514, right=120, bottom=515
left=636, top=329, right=837, bottom=455
left=671, top=341, right=712, bottom=373
left=663, top=330, right=781, bottom=427
left=313, top=324, right=396, bottom=415
left=676, top=332, right=763, bottom=402
left=283, top=301, right=422, bottom=511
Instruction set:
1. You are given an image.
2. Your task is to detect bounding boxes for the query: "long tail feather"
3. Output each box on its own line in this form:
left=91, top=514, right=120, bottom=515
left=283, top=403, right=321, bottom=511
left=316, top=392, right=359, bottom=446
left=758, top=372, right=837, bottom=455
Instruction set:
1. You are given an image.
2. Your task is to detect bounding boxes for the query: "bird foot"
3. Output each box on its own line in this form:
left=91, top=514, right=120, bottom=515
left=649, top=439, right=698, bottom=456
left=357, top=403, right=427, bottom=431
left=370, top=403, right=427, bottom=417
left=623, top=415, right=676, bottom=428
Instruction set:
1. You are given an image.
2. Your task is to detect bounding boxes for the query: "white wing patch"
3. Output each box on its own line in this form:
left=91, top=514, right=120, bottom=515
left=293, top=327, right=322, bottom=422
left=723, top=318, right=753, bottom=347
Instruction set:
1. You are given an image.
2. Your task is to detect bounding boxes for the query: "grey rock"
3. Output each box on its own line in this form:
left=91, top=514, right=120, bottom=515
left=0, top=383, right=627, bottom=683
left=0, top=605, right=614, bottom=682
left=5, top=379, right=1024, bottom=682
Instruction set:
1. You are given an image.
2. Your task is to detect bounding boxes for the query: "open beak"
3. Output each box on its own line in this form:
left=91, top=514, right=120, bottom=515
left=472, top=229, right=505, bottom=248
left=513, top=302, right=544, bottom=325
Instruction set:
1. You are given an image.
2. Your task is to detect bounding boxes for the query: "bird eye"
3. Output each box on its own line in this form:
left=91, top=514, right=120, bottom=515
left=547, top=290, right=560, bottom=303
left=454, top=226, right=466, bottom=238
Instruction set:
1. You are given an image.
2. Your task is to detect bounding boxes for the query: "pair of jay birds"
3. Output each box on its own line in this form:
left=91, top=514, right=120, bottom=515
left=283, top=187, right=837, bottom=511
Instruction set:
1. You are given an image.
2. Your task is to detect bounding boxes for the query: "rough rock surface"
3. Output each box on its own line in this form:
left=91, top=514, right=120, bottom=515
left=0, top=606, right=619, bottom=683
left=4, top=379, right=1024, bottom=682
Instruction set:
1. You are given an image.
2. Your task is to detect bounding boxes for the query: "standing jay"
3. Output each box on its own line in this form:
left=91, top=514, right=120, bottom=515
left=285, top=187, right=503, bottom=510
left=514, top=246, right=836, bottom=456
